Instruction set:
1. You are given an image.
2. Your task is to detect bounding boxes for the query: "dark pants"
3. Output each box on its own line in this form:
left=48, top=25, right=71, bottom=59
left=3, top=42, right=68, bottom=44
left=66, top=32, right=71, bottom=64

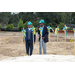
left=26, top=40, right=33, bottom=55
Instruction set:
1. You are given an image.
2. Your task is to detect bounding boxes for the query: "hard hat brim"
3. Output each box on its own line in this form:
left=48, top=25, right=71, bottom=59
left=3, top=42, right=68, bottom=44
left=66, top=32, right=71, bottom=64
left=27, top=24, right=32, bottom=25
left=39, top=22, right=44, bottom=24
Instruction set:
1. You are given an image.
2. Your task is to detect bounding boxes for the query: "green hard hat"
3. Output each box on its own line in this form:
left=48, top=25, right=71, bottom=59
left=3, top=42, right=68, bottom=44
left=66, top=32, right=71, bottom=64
left=27, top=21, right=32, bottom=25
left=39, top=19, right=45, bottom=23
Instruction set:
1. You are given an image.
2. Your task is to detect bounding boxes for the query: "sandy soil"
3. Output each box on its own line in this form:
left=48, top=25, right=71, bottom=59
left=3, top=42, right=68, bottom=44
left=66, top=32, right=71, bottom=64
left=1, top=55, right=75, bottom=62
left=0, top=31, right=74, bottom=61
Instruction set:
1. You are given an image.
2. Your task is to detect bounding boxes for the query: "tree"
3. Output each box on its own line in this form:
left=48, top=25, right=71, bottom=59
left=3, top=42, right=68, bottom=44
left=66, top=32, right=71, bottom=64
left=33, top=20, right=39, bottom=27
left=71, top=12, right=75, bottom=24
left=8, top=13, right=19, bottom=27
left=0, top=12, right=74, bottom=30
left=18, top=12, right=36, bottom=23
left=23, top=21, right=28, bottom=29
left=0, top=12, right=11, bottom=28
left=35, top=12, right=64, bottom=27
left=17, top=19, right=23, bottom=30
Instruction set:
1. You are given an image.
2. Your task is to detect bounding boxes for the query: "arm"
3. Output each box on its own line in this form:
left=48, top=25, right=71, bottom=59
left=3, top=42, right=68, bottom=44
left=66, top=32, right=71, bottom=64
left=25, top=28, right=27, bottom=41
left=38, top=26, right=41, bottom=39
left=43, top=26, right=48, bottom=38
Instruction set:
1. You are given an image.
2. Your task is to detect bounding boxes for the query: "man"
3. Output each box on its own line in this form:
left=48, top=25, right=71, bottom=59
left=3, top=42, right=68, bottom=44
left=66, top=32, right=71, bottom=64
left=38, top=19, right=48, bottom=54
left=25, top=21, right=36, bottom=56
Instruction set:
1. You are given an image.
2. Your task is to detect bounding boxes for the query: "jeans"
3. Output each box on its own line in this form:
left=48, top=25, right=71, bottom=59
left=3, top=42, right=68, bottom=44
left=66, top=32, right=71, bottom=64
left=39, top=38, right=46, bottom=54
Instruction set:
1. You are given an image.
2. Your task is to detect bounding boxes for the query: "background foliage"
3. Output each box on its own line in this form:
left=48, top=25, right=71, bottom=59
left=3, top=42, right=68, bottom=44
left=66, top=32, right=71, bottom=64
left=0, top=12, right=75, bottom=31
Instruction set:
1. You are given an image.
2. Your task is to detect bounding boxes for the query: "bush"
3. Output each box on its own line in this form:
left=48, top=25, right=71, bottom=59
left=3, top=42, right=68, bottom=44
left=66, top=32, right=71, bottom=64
left=1, top=28, right=5, bottom=31
left=14, top=27, right=18, bottom=31
left=58, top=22, right=64, bottom=30
left=6, top=24, right=14, bottom=30
left=67, top=27, right=73, bottom=30
left=17, top=19, right=24, bottom=31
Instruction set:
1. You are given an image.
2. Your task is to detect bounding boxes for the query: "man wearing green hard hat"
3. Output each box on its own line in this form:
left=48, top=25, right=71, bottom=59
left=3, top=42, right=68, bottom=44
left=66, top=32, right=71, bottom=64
left=38, top=19, right=48, bottom=54
left=25, top=21, right=36, bottom=56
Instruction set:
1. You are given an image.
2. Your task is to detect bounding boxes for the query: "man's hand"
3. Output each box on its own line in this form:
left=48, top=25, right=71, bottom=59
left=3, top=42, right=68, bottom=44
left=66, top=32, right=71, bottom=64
left=42, top=37, right=45, bottom=40
left=34, top=42, right=35, bottom=44
left=33, top=42, right=35, bottom=44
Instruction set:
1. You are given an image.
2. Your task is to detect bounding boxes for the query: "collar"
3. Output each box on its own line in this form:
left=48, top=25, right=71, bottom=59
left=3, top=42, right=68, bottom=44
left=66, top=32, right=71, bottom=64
left=40, top=25, right=44, bottom=29
left=28, top=28, right=31, bottom=30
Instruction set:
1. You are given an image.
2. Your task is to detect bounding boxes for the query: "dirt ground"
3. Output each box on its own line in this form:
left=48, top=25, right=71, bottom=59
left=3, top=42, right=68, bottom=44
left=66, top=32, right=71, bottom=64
left=0, top=31, right=74, bottom=61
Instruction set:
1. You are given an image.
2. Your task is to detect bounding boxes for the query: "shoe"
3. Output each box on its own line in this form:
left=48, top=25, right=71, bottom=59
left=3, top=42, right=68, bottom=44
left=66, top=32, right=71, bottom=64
left=30, top=54, right=32, bottom=56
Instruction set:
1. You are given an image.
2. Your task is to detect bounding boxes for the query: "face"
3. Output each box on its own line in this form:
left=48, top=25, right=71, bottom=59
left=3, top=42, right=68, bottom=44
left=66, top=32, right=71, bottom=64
left=28, top=25, right=32, bottom=28
left=39, top=23, right=44, bottom=27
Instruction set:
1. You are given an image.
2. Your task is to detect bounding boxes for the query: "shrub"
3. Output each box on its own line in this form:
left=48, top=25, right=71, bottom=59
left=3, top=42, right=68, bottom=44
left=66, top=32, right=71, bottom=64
left=67, top=27, right=73, bottom=30
left=1, top=28, right=5, bottom=31
left=58, top=22, right=64, bottom=30
left=17, top=19, right=24, bottom=31
left=6, top=24, right=14, bottom=30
